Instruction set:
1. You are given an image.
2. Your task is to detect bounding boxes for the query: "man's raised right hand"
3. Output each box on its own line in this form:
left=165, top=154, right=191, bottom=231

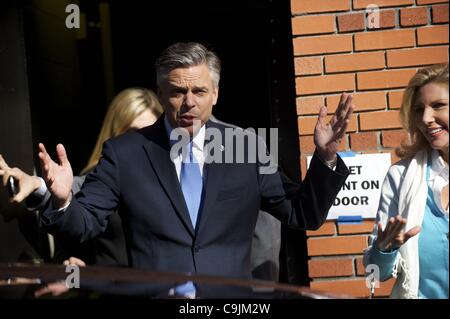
left=38, top=143, right=73, bottom=209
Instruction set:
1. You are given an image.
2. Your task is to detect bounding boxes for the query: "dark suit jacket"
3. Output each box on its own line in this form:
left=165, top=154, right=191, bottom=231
left=42, top=116, right=349, bottom=280
left=52, top=175, right=128, bottom=267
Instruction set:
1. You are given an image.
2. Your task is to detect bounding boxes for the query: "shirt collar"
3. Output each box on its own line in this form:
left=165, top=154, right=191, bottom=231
left=164, top=115, right=205, bottom=152
left=429, top=149, right=449, bottom=182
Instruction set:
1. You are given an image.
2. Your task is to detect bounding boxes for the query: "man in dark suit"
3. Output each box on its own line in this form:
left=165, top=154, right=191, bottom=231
left=38, top=42, right=353, bottom=290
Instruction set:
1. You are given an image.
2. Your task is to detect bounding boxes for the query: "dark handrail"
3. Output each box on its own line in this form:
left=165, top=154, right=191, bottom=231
left=0, top=263, right=352, bottom=299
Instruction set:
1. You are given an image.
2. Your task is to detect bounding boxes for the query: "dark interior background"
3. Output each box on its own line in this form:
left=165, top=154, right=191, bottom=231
left=0, top=0, right=308, bottom=286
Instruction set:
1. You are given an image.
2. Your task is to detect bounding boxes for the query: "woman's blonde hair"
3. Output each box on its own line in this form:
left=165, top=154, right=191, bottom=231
left=81, top=88, right=163, bottom=174
left=397, top=63, right=449, bottom=159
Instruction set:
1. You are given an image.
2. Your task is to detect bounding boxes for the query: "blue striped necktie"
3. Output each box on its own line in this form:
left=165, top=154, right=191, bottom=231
left=175, top=142, right=202, bottom=297
left=180, top=142, right=203, bottom=229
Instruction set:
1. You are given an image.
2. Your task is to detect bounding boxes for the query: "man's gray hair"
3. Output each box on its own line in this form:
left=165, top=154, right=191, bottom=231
left=155, top=42, right=221, bottom=88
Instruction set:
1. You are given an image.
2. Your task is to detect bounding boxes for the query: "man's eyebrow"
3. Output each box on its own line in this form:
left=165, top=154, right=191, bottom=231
left=192, top=85, right=208, bottom=90
left=167, top=83, right=208, bottom=91
left=167, top=83, right=186, bottom=90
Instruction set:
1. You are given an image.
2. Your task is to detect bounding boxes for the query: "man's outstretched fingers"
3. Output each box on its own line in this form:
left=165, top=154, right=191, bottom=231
left=344, top=103, right=355, bottom=121
left=337, top=93, right=349, bottom=118
left=337, top=93, right=348, bottom=114
left=0, top=154, right=10, bottom=170
left=56, top=144, right=70, bottom=166
left=335, top=120, right=349, bottom=139
left=38, top=143, right=48, bottom=157
left=339, top=95, right=353, bottom=122
left=317, top=106, right=328, bottom=127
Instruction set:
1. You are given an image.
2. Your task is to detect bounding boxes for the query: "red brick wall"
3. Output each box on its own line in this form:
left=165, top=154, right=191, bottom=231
left=291, top=0, right=449, bottom=298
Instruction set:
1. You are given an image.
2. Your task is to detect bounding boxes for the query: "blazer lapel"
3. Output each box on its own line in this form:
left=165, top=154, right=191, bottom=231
left=141, top=117, right=195, bottom=237
left=196, top=120, right=226, bottom=234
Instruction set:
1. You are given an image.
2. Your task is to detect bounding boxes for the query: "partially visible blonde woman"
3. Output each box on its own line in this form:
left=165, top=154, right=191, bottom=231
left=364, top=63, right=449, bottom=299
left=82, top=88, right=163, bottom=174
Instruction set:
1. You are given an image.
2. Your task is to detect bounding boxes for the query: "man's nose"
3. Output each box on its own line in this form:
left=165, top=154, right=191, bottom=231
left=184, top=92, right=196, bottom=108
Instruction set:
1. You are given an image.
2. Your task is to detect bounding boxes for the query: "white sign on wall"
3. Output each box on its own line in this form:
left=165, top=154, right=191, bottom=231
left=307, top=153, right=391, bottom=220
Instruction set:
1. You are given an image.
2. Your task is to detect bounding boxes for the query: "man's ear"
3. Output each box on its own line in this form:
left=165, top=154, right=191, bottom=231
left=212, top=87, right=219, bottom=106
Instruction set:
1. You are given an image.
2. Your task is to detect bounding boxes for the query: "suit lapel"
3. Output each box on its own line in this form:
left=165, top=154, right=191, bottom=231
left=196, top=120, right=226, bottom=234
left=141, top=117, right=195, bottom=237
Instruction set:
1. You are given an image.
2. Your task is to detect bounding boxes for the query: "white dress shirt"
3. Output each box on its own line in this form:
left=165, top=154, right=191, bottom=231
left=164, top=116, right=206, bottom=181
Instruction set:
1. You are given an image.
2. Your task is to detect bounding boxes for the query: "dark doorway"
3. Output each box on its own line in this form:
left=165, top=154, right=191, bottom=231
left=109, top=0, right=273, bottom=131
